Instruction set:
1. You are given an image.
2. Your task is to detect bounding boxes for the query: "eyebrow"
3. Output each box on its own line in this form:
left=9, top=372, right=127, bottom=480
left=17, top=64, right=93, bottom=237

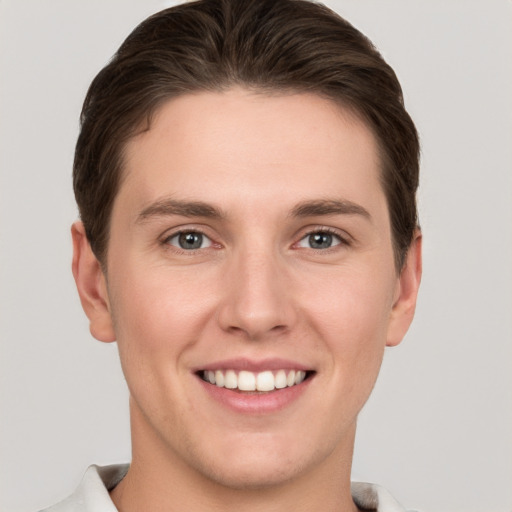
left=137, top=198, right=224, bottom=222
left=290, top=199, right=371, bottom=220
left=136, top=197, right=371, bottom=223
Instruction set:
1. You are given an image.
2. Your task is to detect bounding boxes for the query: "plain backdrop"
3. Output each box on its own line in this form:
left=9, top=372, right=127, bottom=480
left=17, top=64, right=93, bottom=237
left=1, top=1, right=511, bottom=511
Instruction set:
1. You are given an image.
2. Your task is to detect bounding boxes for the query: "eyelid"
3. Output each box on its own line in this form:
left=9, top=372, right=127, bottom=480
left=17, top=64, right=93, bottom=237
left=160, top=223, right=212, bottom=240
left=160, top=225, right=221, bottom=252
left=294, top=226, right=352, bottom=249
left=166, top=231, right=213, bottom=249
left=158, top=224, right=352, bottom=252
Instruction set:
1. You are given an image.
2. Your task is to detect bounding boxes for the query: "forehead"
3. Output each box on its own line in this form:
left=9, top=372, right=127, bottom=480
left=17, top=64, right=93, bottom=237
left=118, top=88, right=385, bottom=219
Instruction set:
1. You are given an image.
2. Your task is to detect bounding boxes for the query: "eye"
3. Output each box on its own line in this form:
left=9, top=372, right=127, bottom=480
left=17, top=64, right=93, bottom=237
left=166, top=231, right=213, bottom=250
left=297, top=231, right=343, bottom=249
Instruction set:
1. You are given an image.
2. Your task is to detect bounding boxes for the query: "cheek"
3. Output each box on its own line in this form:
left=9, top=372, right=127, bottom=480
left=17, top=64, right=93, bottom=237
left=107, top=267, right=220, bottom=424
left=109, top=265, right=217, bottom=368
left=301, top=267, right=394, bottom=375
left=306, top=267, right=393, bottom=333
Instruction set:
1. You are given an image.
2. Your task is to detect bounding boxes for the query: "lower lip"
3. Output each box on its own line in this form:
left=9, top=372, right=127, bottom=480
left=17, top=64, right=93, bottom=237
left=196, top=375, right=313, bottom=414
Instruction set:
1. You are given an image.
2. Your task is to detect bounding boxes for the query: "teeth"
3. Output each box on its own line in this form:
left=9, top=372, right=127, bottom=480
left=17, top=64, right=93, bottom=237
left=214, top=370, right=225, bottom=388
left=295, top=370, right=306, bottom=385
left=201, top=369, right=308, bottom=391
left=238, top=371, right=256, bottom=391
left=224, top=370, right=237, bottom=389
left=256, top=371, right=274, bottom=392
left=275, top=369, right=287, bottom=389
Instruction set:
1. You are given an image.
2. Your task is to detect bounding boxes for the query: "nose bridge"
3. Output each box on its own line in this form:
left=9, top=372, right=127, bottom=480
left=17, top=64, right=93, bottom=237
left=218, top=241, right=294, bottom=339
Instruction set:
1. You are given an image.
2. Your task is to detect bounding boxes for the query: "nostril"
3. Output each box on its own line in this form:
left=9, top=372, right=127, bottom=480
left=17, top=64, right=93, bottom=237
left=222, top=321, right=289, bottom=341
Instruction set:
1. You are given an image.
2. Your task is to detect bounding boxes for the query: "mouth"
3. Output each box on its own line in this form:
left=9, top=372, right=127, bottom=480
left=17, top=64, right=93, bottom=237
left=194, top=360, right=316, bottom=413
left=197, top=369, right=314, bottom=393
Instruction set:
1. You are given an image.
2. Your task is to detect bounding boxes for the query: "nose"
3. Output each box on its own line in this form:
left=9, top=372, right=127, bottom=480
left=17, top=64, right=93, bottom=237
left=217, top=246, right=297, bottom=341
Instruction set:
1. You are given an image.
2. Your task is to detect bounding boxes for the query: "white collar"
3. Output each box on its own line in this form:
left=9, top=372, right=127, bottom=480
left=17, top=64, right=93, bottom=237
left=41, top=464, right=408, bottom=512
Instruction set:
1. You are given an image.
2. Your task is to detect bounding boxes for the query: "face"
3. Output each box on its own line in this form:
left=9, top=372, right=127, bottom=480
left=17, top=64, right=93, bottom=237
left=73, top=88, right=420, bottom=490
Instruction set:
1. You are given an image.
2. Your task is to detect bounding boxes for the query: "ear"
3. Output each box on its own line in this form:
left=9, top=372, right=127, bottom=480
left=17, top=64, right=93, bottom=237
left=71, top=221, right=116, bottom=343
left=386, top=229, right=422, bottom=347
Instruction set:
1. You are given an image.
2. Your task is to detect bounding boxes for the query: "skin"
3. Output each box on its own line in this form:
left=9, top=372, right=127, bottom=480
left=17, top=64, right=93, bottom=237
left=72, top=88, right=421, bottom=512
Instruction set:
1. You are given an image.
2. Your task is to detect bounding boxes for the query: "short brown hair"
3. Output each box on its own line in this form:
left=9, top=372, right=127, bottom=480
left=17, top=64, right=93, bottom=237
left=74, top=0, right=420, bottom=270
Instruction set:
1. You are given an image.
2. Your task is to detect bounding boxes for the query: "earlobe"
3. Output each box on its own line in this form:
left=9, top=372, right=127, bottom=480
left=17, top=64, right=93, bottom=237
left=71, top=221, right=116, bottom=343
left=386, top=230, right=422, bottom=347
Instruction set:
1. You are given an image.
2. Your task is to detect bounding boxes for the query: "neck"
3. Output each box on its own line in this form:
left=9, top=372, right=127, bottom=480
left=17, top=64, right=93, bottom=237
left=111, top=399, right=360, bottom=512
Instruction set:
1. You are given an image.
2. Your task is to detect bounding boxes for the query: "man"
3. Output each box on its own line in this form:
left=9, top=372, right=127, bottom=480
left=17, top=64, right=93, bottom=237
left=44, top=0, right=421, bottom=510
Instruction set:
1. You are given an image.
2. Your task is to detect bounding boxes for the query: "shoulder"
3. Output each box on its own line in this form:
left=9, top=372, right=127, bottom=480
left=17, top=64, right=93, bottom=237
left=351, top=482, right=415, bottom=512
left=38, top=464, right=128, bottom=512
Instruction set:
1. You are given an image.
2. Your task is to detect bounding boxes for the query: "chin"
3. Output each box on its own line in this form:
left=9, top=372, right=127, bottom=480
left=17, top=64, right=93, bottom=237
left=196, top=456, right=307, bottom=491
left=181, top=432, right=327, bottom=491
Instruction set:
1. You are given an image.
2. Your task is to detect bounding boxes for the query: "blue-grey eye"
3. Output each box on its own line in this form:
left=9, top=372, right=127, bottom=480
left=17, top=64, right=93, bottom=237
left=167, top=231, right=212, bottom=250
left=297, top=231, right=342, bottom=249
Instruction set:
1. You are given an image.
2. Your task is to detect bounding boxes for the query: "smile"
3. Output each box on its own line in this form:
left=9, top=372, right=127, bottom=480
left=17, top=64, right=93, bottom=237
left=200, top=369, right=309, bottom=392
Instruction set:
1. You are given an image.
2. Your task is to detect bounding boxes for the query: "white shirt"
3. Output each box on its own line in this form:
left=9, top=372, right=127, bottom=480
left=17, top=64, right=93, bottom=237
left=40, top=464, right=409, bottom=512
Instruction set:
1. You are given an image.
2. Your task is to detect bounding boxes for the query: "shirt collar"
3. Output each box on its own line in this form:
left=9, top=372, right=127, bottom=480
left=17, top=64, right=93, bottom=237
left=42, top=464, right=408, bottom=512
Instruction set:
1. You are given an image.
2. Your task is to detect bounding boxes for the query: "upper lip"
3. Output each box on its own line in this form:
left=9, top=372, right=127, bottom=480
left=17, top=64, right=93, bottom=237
left=194, top=358, right=313, bottom=373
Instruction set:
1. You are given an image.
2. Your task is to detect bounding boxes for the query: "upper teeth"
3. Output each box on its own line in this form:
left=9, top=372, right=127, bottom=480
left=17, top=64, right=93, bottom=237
left=202, top=369, right=307, bottom=391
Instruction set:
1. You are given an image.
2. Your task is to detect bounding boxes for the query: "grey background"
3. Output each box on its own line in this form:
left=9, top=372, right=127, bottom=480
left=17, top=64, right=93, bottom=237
left=1, top=1, right=511, bottom=511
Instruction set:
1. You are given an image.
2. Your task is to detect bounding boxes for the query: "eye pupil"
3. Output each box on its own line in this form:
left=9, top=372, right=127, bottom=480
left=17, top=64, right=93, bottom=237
left=309, top=232, right=332, bottom=249
left=179, top=232, right=203, bottom=249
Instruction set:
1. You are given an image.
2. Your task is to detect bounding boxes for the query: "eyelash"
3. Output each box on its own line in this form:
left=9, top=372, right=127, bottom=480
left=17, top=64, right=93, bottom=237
left=162, top=229, right=215, bottom=253
left=160, top=226, right=351, bottom=253
left=296, top=227, right=351, bottom=251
